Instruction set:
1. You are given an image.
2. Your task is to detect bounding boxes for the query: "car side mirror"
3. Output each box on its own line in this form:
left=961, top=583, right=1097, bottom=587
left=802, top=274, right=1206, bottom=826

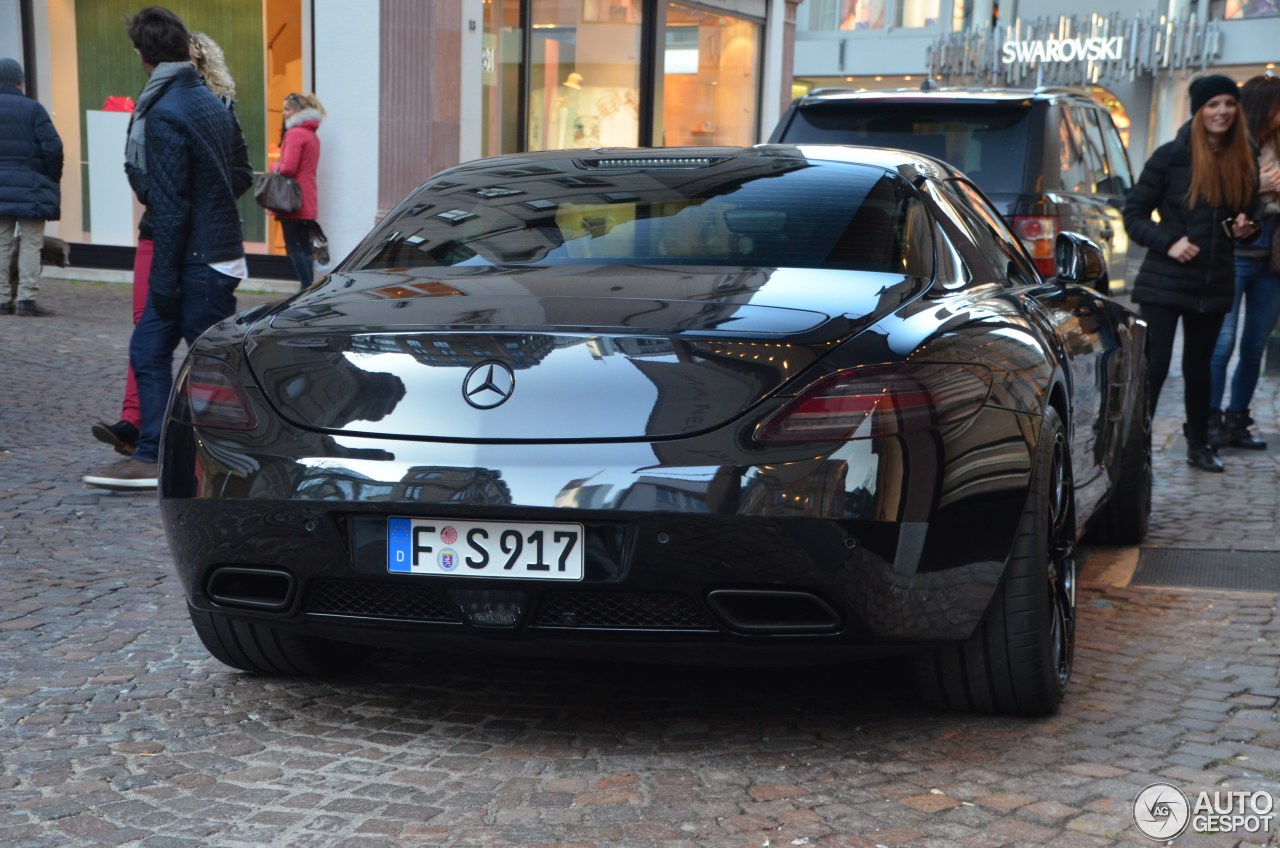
left=1054, top=231, right=1107, bottom=289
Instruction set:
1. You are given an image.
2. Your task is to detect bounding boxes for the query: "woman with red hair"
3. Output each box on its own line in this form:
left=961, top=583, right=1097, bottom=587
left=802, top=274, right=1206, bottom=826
left=1123, top=74, right=1259, bottom=472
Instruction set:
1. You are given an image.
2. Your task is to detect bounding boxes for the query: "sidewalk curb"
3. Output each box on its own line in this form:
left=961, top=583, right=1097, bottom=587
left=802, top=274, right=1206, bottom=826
left=42, top=265, right=301, bottom=297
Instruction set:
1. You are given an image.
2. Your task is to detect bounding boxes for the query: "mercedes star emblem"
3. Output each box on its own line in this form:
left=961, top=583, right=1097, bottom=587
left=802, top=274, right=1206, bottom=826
left=462, top=360, right=516, bottom=409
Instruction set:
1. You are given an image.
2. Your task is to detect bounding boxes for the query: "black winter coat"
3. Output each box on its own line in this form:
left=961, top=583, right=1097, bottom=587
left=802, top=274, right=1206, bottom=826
left=143, top=66, right=253, bottom=300
left=0, top=84, right=63, bottom=220
left=1123, top=121, right=1256, bottom=314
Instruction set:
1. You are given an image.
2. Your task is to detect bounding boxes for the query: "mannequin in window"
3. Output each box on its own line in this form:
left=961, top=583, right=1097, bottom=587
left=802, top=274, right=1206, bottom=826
left=553, top=72, right=584, bottom=149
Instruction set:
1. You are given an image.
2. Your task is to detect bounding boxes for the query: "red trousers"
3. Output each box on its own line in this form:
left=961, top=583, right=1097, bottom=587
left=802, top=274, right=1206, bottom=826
left=120, top=238, right=153, bottom=429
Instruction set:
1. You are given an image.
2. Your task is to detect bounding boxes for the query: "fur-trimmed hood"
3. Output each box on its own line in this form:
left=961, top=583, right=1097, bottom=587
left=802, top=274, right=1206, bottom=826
left=285, top=107, right=324, bottom=130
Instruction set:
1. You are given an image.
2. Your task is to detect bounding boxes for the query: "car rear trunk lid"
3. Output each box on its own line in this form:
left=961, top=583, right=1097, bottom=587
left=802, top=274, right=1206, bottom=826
left=244, top=265, right=927, bottom=441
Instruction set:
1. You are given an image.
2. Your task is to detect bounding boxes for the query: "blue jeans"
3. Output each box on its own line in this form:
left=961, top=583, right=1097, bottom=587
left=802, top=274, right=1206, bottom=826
left=1209, top=254, right=1280, bottom=414
left=280, top=218, right=314, bottom=289
left=129, top=264, right=239, bottom=463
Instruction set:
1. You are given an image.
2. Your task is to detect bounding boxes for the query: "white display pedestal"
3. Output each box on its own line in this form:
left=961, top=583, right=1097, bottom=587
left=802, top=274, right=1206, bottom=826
left=86, top=110, right=135, bottom=246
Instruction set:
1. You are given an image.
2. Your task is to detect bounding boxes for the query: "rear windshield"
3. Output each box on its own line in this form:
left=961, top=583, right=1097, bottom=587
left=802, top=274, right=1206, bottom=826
left=344, top=157, right=932, bottom=276
left=781, top=102, right=1031, bottom=195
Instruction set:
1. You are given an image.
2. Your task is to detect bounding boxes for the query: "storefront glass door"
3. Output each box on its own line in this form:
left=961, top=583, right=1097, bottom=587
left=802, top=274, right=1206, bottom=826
left=660, top=3, right=760, bottom=147
left=527, top=0, right=643, bottom=151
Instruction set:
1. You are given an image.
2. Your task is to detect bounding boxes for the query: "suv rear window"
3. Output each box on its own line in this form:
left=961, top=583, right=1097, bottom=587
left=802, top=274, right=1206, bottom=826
left=780, top=102, right=1031, bottom=195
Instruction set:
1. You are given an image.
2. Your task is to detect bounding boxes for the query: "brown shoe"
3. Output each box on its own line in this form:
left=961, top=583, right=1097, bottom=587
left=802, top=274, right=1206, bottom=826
left=16, top=299, right=55, bottom=317
left=83, top=458, right=158, bottom=491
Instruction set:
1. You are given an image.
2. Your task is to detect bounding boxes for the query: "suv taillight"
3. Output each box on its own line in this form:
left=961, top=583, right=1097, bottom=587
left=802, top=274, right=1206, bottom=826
left=754, top=363, right=991, bottom=443
left=1013, top=215, right=1057, bottom=278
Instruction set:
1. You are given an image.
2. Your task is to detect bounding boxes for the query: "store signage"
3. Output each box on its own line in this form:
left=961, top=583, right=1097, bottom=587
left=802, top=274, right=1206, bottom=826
left=929, top=13, right=1221, bottom=87
left=1000, top=36, right=1124, bottom=65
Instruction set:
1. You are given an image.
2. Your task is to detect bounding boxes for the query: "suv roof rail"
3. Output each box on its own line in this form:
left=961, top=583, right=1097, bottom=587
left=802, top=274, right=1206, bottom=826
left=1032, top=85, right=1092, bottom=97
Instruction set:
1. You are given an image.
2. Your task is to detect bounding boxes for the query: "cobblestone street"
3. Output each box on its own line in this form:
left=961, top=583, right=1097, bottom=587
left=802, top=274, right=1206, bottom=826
left=2, top=278, right=1278, bottom=848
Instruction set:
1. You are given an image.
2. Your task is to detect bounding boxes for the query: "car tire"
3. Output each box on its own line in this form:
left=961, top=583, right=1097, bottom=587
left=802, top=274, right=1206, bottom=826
left=189, top=608, right=373, bottom=675
left=914, top=406, right=1076, bottom=716
left=1084, top=372, right=1151, bottom=545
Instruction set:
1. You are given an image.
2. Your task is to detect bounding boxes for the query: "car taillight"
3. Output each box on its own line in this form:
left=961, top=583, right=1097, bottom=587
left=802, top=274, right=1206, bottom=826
left=174, top=356, right=258, bottom=430
left=755, top=363, right=991, bottom=443
left=1013, top=215, right=1057, bottom=278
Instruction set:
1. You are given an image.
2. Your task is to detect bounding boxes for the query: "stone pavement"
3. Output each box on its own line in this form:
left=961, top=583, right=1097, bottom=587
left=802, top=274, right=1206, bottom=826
left=1, top=278, right=1277, bottom=848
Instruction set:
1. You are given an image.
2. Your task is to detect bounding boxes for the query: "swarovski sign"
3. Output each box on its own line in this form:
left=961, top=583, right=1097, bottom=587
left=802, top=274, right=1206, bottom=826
left=930, top=13, right=1221, bottom=87
left=1001, top=36, right=1124, bottom=65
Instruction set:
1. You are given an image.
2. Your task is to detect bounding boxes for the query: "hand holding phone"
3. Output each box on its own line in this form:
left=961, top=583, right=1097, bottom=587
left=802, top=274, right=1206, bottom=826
left=1223, top=214, right=1259, bottom=240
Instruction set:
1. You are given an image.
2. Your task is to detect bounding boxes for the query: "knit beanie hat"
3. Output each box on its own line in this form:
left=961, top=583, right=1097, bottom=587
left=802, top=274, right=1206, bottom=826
left=0, top=58, right=24, bottom=86
left=1189, top=74, right=1239, bottom=114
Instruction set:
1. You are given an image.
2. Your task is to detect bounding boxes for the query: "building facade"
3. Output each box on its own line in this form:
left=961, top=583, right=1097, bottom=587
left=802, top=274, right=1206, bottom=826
left=793, top=0, right=1280, bottom=170
left=5, top=0, right=801, bottom=270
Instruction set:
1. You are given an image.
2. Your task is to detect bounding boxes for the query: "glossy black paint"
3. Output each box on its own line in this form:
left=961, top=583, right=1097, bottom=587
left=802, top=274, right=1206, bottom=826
left=160, top=146, right=1146, bottom=661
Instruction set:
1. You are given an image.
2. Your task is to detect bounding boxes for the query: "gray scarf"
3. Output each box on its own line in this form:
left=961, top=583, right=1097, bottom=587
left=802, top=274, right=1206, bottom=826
left=124, top=61, right=193, bottom=177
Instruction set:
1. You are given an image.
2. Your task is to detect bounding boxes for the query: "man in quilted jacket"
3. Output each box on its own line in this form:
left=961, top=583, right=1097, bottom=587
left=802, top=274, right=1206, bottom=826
left=0, top=57, right=63, bottom=317
left=84, top=7, right=253, bottom=491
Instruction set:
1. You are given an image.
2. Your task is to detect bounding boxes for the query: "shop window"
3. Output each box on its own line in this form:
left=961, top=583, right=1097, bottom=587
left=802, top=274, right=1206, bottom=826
left=660, top=3, right=760, bottom=148
left=482, top=0, right=524, bottom=157
left=839, top=0, right=886, bottom=30
left=527, top=0, right=642, bottom=151
left=898, top=0, right=941, bottom=28
left=797, top=0, right=839, bottom=30
left=265, top=0, right=304, bottom=256
left=61, top=0, right=275, bottom=250
left=1218, top=0, right=1280, bottom=19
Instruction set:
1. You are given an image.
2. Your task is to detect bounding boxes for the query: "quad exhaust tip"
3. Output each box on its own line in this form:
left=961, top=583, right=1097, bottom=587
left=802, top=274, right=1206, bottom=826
left=207, top=567, right=296, bottom=611
left=707, top=589, right=842, bottom=634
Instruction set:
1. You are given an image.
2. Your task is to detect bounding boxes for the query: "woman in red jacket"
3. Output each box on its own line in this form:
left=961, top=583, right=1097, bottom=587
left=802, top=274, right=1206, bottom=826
left=275, top=92, right=324, bottom=288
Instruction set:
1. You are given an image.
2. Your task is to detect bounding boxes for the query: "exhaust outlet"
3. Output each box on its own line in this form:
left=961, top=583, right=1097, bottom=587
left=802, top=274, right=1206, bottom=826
left=707, top=589, right=841, bottom=634
left=207, top=567, right=296, bottom=611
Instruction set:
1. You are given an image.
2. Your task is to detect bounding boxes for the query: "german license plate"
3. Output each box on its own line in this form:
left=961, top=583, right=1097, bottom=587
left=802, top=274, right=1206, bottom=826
left=387, top=517, right=583, bottom=580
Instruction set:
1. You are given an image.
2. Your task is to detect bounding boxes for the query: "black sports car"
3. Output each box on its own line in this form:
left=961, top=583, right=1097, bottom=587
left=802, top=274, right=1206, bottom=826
left=160, top=145, right=1150, bottom=715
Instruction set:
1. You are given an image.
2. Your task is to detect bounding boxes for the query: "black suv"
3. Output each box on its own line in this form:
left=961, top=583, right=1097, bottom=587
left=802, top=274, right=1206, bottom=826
left=768, top=87, right=1134, bottom=292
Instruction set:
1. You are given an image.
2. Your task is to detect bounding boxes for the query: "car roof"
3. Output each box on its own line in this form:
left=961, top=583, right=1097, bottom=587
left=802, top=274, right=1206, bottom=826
left=794, top=86, right=1096, bottom=107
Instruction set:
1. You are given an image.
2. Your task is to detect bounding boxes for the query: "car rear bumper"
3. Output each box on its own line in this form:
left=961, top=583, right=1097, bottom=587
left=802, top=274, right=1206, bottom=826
left=163, top=501, right=1016, bottom=652
left=160, top=407, right=1037, bottom=653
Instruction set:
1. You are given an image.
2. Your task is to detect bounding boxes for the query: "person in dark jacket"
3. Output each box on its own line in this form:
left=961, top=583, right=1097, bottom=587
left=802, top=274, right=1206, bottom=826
left=90, top=29, right=242, bottom=459
left=1123, top=74, right=1259, bottom=472
left=1208, top=74, right=1280, bottom=450
left=0, top=57, right=63, bottom=317
left=83, top=7, right=253, bottom=491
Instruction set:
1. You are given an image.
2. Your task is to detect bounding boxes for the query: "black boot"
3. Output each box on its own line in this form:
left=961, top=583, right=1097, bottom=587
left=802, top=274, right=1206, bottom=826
left=1184, top=424, right=1224, bottom=472
left=16, top=299, right=55, bottom=317
left=91, top=420, right=139, bottom=456
left=1208, top=409, right=1226, bottom=449
left=1223, top=410, right=1266, bottom=450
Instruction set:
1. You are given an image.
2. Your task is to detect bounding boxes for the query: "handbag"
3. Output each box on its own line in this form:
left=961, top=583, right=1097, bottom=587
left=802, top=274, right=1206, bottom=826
left=310, top=222, right=330, bottom=267
left=254, top=171, right=301, bottom=214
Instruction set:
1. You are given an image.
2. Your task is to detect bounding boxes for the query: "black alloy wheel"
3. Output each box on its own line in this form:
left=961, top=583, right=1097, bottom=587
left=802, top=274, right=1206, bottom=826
left=914, top=405, right=1075, bottom=716
left=1046, top=423, right=1076, bottom=692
